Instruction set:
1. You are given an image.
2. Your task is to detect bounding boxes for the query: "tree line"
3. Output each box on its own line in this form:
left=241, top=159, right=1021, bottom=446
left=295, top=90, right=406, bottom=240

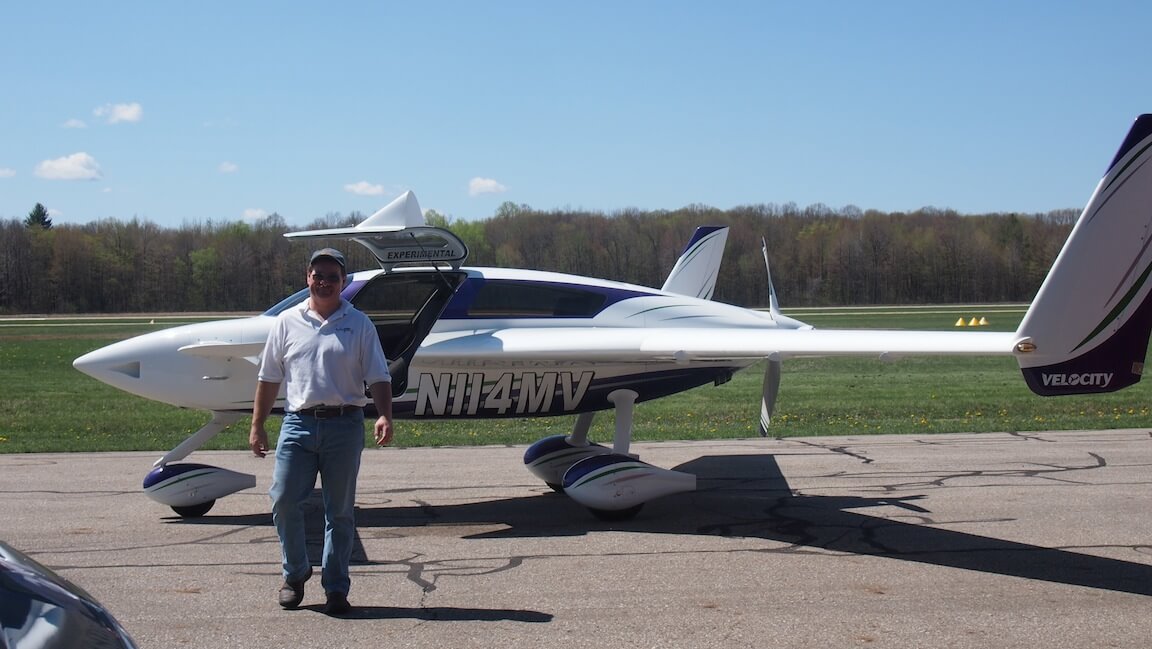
left=0, top=201, right=1079, bottom=315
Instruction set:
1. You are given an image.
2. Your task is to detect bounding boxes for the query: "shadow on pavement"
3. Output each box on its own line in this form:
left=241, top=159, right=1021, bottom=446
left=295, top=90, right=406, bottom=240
left=180, top=453, right=1152, bottom=597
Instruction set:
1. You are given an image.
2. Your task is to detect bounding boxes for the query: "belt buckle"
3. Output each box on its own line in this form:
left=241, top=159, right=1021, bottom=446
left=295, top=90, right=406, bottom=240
left=318, top=405, right=355, bottom=418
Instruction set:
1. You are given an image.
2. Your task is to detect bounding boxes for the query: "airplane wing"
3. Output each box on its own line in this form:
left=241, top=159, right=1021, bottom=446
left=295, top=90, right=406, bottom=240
left=419, top=327, right=1019, bottom=363
left=639, top=328, right=1018, bottom=361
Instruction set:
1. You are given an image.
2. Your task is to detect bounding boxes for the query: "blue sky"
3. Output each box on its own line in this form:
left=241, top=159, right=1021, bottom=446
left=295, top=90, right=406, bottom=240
left=3, top=1, right=1151, bottom=228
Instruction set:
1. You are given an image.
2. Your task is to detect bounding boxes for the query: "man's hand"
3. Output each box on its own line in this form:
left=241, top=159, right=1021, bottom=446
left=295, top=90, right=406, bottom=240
left=249, top=380, right=280, bottom=458
left=249, top=423, right=269, bottom=458
left=374, top=416, right=393, bottom=446
left=367, top=381, right=393, bottom=447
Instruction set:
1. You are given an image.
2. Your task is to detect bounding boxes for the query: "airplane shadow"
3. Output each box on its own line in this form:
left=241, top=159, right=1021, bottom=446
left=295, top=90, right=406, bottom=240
left=183, top=454, right=1152, bottom=598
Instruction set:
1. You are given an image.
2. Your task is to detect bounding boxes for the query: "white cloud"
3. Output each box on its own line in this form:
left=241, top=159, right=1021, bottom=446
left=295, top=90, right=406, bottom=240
left=94, top=102, right=143, bottom=124
left=469, top=177, right=507, bottom=196
left=0, top=168, right=15, bottom=178
left=35, top=152, right=103, bottom=180
left=243, top=208, right=269, bottom=221
left=344, top=180, right=386, bottom=196
left=62, top=118, right=87, bottom=129
left=218, top=161, right=239, bottom=174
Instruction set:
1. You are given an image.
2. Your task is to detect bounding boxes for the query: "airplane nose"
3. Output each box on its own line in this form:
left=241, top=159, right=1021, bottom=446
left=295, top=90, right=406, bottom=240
left=71, top=317, right=268, bottom=411
left=73, top=344, right=142, bottom=382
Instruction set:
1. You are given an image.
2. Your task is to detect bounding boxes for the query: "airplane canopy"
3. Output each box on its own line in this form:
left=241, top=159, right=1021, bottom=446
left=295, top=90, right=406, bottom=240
left=284, top=191, right=469, bottom=272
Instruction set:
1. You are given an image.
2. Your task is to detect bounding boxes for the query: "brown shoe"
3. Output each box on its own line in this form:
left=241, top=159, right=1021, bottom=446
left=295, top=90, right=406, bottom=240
left=277, top=565, right=313, bottom=609
left=324, top=591, right=352, bottom=616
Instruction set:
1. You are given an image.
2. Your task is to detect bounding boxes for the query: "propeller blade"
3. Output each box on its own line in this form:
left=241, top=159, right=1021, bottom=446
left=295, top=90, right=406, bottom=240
left=758, top=359, right=782, bottom=436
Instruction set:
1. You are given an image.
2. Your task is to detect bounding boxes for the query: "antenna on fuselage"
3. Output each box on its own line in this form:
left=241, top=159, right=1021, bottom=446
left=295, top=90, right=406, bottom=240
left=762, top=237, right=782, bottom=321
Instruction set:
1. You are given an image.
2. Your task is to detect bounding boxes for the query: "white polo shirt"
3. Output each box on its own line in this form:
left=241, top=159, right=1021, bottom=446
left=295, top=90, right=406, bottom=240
left=258, top=298, right=391, bottom=412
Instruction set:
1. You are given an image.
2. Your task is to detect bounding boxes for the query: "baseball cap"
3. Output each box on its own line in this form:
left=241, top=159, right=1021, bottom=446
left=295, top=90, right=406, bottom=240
left=309, top=248, right=346, bottom=269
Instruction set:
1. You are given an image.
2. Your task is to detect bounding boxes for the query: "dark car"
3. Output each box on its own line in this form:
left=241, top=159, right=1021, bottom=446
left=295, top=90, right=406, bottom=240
left=0, top=541, right=138, bottom=648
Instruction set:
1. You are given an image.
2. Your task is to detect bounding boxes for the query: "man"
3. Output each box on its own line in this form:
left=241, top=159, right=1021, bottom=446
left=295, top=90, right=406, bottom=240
left=249, top=247, right=394, bottom=616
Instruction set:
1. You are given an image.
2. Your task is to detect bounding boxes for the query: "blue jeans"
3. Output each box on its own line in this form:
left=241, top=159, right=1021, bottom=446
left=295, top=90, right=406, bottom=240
left=270, top=410, right=365, bottom=596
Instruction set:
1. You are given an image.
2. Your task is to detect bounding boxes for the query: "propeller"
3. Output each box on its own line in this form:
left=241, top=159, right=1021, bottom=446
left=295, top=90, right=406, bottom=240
left=759, top=358, right=782, bottom=436
left=759, top=237, right=783, bottom=436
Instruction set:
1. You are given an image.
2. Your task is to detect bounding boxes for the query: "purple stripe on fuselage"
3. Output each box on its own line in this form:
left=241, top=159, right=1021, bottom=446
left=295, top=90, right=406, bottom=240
left=143, top=463, right=215, bottom=489
left=342, top=278, right=369, bottom=300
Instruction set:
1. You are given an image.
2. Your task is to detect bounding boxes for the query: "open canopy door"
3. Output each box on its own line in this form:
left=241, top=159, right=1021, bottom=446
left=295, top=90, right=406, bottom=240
left=284, top=191, right=468, bottom=272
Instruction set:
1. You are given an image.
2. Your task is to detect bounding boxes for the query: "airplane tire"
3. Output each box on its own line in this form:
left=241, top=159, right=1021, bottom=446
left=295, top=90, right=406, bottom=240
left=171, top=500, right=215, bottom=518
left=588, top=504, right=643, bottom=521
left=546, top=482, right=565, bottom=494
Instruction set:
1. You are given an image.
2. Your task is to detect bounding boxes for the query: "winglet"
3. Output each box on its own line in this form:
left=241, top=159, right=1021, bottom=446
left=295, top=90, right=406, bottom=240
left=358, top=190, right=426, bottom=229
left=661, top=226, right=728, bottom=299
left=285, top=191, right=426, bottom=238
left=283, top=191, right=468, bottom=271
left=1014, top=114, right=1152, bottom=395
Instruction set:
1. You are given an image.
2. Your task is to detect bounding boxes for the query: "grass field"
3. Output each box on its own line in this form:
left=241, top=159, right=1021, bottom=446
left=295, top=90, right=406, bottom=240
left=2, top=305, right=1151, bottom=454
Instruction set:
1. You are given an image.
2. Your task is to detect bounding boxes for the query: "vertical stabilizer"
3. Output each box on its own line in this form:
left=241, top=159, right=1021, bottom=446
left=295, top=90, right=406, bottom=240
left=1015, top=115, right=1152, bottom=395
left=661, top=226, right=728, bottom=299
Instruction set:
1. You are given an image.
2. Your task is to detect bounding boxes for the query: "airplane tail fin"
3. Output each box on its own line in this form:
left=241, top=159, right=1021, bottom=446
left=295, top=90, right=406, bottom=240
left=661, top=226, right=728, bottom=299
left=1014, top=114, right=1152, bottom=396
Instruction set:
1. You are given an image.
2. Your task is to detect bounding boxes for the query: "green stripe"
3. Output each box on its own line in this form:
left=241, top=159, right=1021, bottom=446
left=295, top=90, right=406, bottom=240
left=680, top=239, right=707, bottom=264
left=1101, top=138, right=1152, bottom=198
left=531, top=448, right=601, bottom=468
left=628, top=304, right=695, bottom=317
left=571, top=464, right=644, bottom=489
left=1074, top=259, right=1152, bottom=352
left=149, top=470, right=214, bottom=492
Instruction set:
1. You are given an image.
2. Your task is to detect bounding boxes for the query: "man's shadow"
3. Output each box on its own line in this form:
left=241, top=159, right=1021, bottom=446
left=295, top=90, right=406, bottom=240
left=294, top=603, right=553, bottom=622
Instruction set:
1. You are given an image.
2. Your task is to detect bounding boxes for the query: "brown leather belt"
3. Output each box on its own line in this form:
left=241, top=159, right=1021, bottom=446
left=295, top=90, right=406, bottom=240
left=294, top=405, right=362, bottom=419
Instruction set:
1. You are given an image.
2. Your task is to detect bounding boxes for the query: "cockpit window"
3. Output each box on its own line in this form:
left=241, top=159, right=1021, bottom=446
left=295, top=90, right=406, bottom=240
left=352, top=272, right=467, bottom=382
left=466, top=281, right=607, bottom=318
left=352, top=274, right=457, bottom=321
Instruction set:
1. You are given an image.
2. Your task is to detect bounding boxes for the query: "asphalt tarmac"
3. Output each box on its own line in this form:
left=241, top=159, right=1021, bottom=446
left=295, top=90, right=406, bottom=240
left=2, top=430, right=1151, bottom=648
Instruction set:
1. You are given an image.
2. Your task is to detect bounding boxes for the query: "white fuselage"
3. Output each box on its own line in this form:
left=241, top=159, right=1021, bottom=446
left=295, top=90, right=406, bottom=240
left=73, top=266, right=804, bottom=418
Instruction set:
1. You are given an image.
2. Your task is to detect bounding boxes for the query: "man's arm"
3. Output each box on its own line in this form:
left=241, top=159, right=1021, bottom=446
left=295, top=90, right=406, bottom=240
left=367, top=381, right=393, bottom=446
left=249, top=380, right=281, bottom=457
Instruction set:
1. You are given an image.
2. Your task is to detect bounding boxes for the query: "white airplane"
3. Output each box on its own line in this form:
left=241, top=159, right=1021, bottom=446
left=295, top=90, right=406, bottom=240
left=74, top=114, right=1152, bottom=521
